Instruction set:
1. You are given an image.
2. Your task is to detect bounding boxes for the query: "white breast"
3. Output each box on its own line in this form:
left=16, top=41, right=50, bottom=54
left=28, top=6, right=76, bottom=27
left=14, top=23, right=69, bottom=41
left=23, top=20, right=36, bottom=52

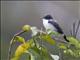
left=43, top=19, right=56, bottom=31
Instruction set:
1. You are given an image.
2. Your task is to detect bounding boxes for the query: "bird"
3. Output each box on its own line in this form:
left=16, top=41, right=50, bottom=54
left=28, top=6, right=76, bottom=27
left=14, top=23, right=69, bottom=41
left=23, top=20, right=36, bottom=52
left=42, top=15, right=69, bottom=42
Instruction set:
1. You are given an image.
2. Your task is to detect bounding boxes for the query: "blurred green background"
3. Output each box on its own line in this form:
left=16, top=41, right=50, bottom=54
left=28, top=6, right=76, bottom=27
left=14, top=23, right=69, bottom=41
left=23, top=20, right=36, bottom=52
left=1, top=1, right=80, bottom=60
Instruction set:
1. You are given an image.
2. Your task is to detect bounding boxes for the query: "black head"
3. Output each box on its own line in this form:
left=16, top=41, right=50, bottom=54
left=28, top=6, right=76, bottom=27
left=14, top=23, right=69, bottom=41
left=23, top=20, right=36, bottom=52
left=43, top=15, right=53, bottom=20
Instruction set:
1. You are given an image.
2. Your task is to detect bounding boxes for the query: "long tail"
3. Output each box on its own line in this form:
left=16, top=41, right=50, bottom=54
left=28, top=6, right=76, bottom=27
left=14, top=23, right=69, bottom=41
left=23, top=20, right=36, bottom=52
left=63, top=35, right=69, bottom=42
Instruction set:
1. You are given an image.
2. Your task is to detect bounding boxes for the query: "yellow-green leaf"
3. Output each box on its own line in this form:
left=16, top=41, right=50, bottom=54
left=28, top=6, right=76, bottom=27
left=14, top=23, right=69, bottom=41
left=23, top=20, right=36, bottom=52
left=67, top=36, right=80, bottom=48
left=14, top=42, right=30, bottom=57
left=59, top=43, right=67, bottom=49
left=67, top=49, right=74, bottom=56
left=15, top=36, right=25, bottom=43
left=41, top=34, right=55, bottom=45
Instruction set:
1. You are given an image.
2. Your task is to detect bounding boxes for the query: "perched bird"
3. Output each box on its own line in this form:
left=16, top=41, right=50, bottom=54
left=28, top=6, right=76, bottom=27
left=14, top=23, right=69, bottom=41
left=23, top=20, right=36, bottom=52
left=42, top=15, right=69, bottom=42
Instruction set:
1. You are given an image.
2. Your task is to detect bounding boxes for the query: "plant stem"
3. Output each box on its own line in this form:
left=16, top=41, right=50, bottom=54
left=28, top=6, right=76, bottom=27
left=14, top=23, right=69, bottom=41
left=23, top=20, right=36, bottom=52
left=40, top=28, right=43, bottom=60
left=33, top=36, right=37, bottom=48
left=73, top=22, right=76, bottom=37
left=8, top=37, right=15, bottom=60
left=8, top=30, right=25, bottom=60
left=69, top=29, right=72, bottom=36
left=75, top=20, right=80, bottom=38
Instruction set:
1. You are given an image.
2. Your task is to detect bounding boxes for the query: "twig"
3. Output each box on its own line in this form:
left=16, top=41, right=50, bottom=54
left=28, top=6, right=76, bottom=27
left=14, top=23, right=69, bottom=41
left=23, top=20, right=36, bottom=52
left=73, top=21, right=76, bottom=37
left=14, top=30, right=25, bottom=36
left=38, top=30, right=47, bottom=34
left=69, top=29, right=72, bottom=36
left=53, top=37, right=68, bottom=44
left=8, top=30, right=25, bottom=60
left=32, top=36, right=37, bottom=48
left=40, top=28, right=43, bottom=60
left=59, top=49, right=64, bottom=60
left=75, top=20, right=80, bottom=38
left=8, top=36, right=16, bottom=60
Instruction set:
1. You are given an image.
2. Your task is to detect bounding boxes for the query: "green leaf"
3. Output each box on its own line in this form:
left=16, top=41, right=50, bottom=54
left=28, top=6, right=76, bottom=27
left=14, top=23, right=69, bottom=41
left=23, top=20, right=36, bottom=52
left=26, top=46, right=53, bottom=60
left=48, top=30, right=60, bottom=36
left=11, top=40, right=32, bottom=60
left=11, top=53, right=31, bottom=60
left=67, top=36, right=80, bottom=48
left=27, top=48, right=41, bottom=60
left=58, top=43, right=67, bottom=49
left=20, top=53, right=31, bottom=60
left=64, top=48, right=80, bottom=57
left=40, top=46, right=53, bottom=60
left=40, top=34, right=55, bottom=45
left=14, top=36, right=25, bottom=43
left=67, top=49, right=74, bottom=56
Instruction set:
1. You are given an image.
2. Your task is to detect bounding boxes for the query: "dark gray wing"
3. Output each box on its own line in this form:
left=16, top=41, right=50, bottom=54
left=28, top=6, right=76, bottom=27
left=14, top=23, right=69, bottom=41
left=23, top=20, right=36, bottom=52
left=48, top=21, right=64, bottom=34
left=48, top=21, right=69, bottom=42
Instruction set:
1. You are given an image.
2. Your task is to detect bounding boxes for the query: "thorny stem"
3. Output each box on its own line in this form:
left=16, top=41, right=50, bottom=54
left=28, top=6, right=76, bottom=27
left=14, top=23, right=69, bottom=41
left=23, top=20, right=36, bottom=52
left=8, top=30, right=25, bottom=60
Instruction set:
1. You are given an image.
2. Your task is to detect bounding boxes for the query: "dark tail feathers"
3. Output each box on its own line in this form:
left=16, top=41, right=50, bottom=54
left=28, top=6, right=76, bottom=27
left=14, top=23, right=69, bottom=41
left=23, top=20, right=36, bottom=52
left=64, top=35, right=69, bottom=42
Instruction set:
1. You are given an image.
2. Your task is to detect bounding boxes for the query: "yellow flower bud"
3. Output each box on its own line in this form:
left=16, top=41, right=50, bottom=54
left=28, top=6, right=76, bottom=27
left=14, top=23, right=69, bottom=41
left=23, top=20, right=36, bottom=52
left=22, top=25, right=31, bottom=32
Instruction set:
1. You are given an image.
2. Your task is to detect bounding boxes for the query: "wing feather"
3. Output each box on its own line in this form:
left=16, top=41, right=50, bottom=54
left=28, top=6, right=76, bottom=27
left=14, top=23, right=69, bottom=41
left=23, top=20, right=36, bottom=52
left=48, top=21, right=63, bottom=34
